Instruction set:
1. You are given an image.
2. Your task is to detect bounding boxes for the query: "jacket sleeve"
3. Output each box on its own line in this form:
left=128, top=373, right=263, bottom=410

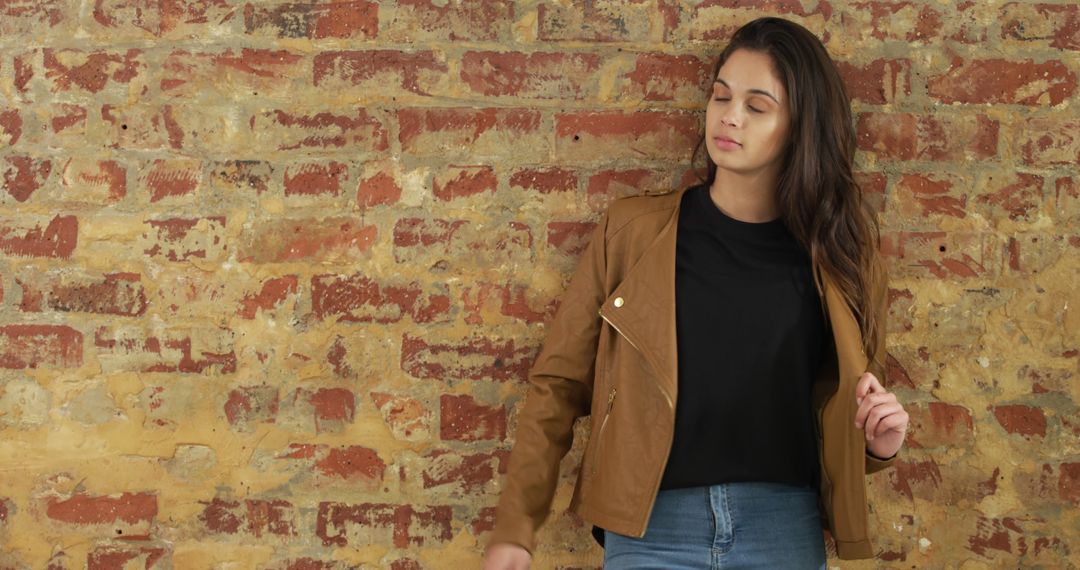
left=486, top=211, right=610, bottom=556
left=865, top=253, right=900, bottom=475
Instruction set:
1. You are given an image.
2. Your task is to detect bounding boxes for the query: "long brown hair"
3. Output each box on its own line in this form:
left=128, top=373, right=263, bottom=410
left=689, top=17, right=883, bottom=361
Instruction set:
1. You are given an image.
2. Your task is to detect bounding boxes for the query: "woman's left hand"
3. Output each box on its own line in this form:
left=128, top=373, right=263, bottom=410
left=854, top=372, right=908, bottom=460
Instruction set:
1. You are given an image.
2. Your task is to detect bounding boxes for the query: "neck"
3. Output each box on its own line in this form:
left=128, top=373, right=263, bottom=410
left=708, top=167, right=780, bottom=223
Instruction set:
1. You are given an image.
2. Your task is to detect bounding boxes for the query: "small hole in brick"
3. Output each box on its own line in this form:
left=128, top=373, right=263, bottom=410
left=939, top=245, right=946, bottom=252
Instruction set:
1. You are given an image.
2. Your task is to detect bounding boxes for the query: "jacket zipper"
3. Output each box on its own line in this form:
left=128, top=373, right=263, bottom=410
left=598, top=306, right=676, bottom=538
left=590, top=387, right=617, bottom=476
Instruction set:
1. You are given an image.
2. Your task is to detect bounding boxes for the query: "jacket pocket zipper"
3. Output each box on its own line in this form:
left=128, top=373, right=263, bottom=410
left=590, top=386, right=616, bottom=476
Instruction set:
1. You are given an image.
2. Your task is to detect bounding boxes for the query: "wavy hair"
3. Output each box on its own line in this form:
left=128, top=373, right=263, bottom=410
left=689, top=16, right=884, bottom=361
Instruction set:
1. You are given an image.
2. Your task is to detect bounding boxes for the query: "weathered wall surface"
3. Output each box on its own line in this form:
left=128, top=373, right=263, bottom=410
left=0, top=1, right=1076, bottom=568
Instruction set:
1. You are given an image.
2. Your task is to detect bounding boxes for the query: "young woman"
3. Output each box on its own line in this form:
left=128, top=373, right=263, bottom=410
left=483, top=17, right=909, bottom=570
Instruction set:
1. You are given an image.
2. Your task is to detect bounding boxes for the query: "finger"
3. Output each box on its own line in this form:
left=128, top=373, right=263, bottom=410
left=873, top=411, right=908, bottom=438
left=863, top=402, right=904, bottom=439
left=854, top=391, right=896, bottom=425
left=855, top=372, right=885, bottom=403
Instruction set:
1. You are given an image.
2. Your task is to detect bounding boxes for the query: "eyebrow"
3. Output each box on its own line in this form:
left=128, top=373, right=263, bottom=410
left=714, top=79, right=780, bottom=104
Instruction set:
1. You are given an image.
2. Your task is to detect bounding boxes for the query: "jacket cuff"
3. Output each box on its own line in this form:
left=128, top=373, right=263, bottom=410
left=865, top=448, right=899, bottom=474
left=485, top=514, right=537, bottom=558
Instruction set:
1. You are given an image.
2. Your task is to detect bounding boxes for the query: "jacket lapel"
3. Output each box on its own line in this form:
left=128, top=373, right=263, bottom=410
left=598, top=185, right=869, bottom=416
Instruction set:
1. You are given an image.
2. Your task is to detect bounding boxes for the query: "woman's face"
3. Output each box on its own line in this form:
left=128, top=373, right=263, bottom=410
left=706, top=49, right=792, bottom=179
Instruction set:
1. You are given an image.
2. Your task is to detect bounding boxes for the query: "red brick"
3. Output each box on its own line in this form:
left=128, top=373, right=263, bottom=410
left=973, top=172, right=1044, bottom=223
left=311, top=272, right=450, bottom=324
left=316, top=501, right=453, bottom=548
left=856, top=113, right=998, bottom=162
left=433, top=165, right=497, bottom=201
left=141, top=158, right=200, bottom=202
left=159, top=48, right=306, bottom=97
left=836, top=58, right=911, bottom=104
left=0, top=324, right=82, bottom=369
left=310, top=387, right=357, bottom=432
left=462, top=282, right=558, bottom=325
left=87, top=541, right=169, bottom=570
left=47, top=102, right=89, bottom=140
left=1018, top=116, right=1080, bottom=166
left=20, top=272, right=148, bottom=316
left=1061, top=463, right=1080, bottom=504
left=992, top=404, right=1047, bottom=437
left=61, top=158, right=127, bottom=202
left=893, top=173, right=968, bottom=221
left=586, top=169, right=673, bottom=212
left=237, top=276, right=298, bottom=319
left=283, top=161, right=348, bottom=196
left=470, top=506, right=497, bottom=534
left=224, top=385, right=279, bottom=427
left=100, top=103, right=187, bottom=151
left=890, top=459, right=943, bottom=501
left=946, top=1, right=989, bottom=44
left=392, top=217, right=535, bottom=267
left=967, top=515, right=1023, bottom=557
left=397, top=108, right=543, bottom=157
left=46, top=492, right=157, bottom=526
left=13, top=51, right=35, bottom=93
left=400, top=333, right=535, bottom=383
left=842, top=2, right=942, bottom=43
left=461, top=51, right=600, bottom=99
left=928, top=58, right=1076, bottom=105
left=0, top=1, right=66, bottom=36
left=389, top=0, right=513, bottom=42
left=905, top=401, right=975, bottom=449
left=200, top=497, right=295, bottom=537
left=856, top=171, right=888, bottom=213
left=422, top=450, right=509, bottom=494
left=3, top=155, right=52, bottom=202
left=509, top=167, right=577, bottom=195
left=356, top=171, right=402, bottom=207
left=0, top=215, right=78, bottom=258
left=622, top=53, right=711, bottom=103
left=142, top=216, right=227, bottom=262
left=253, top=109, right=388, bottom=152
left=313, top=50, right=447, bottom=96
left=439, top=394, right=506, bottom=442
left=244, top=1, right=378, bottom=39
left=692, top=0, right=833, bottom=42
left=554, top=110, right=699, bottom=163
left=92, top=0, right=232, bottom=36
left=326, top=336, right=355, bottom=379
left=882, top=231, right=999, bottom=280
left=0, top=108, right=22, bottom=146
left=548, top=221, right=598, bottom=256
left=539, top=1, right=670, bottom=43
left=1001, top=3, right=1080, bottom=51
left=42, top=48, right=145, bottom=94
left=240, top=218, right=377, bottom=262
left=94, top=326, right=236, bottom=374
left=316, top=446, right=386, bottom=480
left=371, top=392, right=431, bottom=441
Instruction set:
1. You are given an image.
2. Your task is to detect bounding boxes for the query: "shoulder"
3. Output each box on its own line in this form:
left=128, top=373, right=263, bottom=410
left=603, top=187, right=686, bottom=239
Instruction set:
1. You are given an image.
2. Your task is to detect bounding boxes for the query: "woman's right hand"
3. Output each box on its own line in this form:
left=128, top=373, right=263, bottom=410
left=482, top=542, right=532, bottom=570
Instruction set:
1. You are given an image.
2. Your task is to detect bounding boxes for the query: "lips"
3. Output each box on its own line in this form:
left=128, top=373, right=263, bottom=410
left=714, top=136, right=741, bottom=145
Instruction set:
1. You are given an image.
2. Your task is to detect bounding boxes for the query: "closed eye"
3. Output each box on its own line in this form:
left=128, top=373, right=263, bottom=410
left=713, top=97, right=763, bottom=113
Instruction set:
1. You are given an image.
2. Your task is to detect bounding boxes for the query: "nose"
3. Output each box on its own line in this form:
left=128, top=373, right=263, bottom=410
left=719, top=107, right=741, bottom=128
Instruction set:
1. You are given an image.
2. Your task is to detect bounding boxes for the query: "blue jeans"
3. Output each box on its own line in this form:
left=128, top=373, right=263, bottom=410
left=603, top=481, right=827, bottom=569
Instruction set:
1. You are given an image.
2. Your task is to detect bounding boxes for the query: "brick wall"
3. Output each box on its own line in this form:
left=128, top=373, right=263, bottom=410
left=0, top=1, right=1077, bottom=568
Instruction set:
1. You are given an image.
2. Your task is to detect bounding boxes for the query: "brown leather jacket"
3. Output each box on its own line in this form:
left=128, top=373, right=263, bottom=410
left=488, top=185, right=900, bottom=561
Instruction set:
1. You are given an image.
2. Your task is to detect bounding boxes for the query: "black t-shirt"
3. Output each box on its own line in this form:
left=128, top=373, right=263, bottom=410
left=658, top=183, right=827, bottom=490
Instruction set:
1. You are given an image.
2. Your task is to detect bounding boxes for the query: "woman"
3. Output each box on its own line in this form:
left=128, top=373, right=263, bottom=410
left=483, top=17, right=908, bottom=570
